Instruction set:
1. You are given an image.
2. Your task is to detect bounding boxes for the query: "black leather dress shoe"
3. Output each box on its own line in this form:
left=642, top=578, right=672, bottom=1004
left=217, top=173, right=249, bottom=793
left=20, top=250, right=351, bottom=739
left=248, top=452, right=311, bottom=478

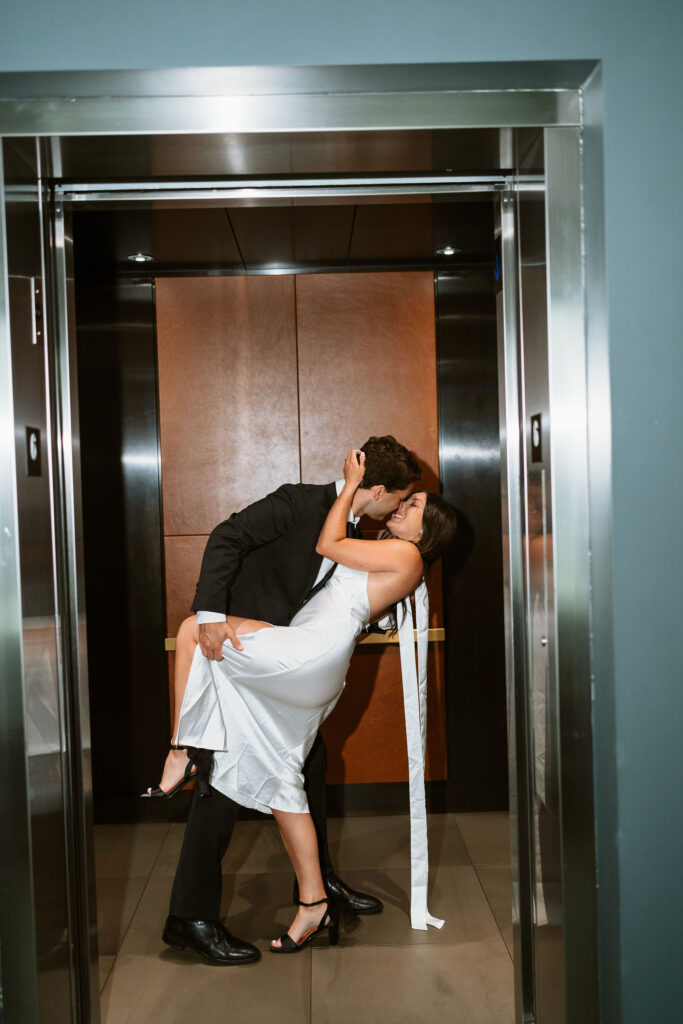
left=293, top=872, right=384, bottom=915
left=162, top=915, right=260, bottom=964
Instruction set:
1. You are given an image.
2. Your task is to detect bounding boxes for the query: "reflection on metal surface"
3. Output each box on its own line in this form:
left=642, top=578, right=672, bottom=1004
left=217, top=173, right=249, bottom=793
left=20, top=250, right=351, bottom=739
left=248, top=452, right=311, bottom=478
left=49, top=195, right=102, bottom=1024
left=0, top=140, right=42, bottom=1024
left=543, top=127, right=598, bottom=1021
left=517, top=182, right=565, bottom=1022
left=1, top=138, right=75, bottom=1023
left=74, top=273, right=173, bottom=818
left=0, top=64, right=586, bottom=137
left=497, top=180, right=536, bottom=1023
left=497, top=126, right=600, bottom=1024
left=436, top=265, right=508, bottom=810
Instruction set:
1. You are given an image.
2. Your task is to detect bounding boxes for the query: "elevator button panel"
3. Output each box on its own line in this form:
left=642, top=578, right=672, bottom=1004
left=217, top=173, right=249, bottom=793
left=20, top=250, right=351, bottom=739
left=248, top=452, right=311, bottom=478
left=26, top=426, right=41, bottom=476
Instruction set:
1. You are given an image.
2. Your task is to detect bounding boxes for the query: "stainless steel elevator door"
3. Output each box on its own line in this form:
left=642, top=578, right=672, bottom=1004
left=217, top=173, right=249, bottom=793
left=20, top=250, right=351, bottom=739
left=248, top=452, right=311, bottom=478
left=3, top=142, right=75, bottom=1022
left=517, top=158, right=565, bottom=1024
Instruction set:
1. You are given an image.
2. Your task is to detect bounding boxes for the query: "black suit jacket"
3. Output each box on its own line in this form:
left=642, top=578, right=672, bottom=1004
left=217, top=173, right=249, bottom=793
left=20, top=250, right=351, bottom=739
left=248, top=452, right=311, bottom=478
left=191, top=481, right=338, bottom=626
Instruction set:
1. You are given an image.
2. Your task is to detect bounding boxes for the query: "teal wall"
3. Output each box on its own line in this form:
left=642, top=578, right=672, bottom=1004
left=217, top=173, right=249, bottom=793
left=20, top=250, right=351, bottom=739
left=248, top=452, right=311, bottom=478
left=2, top=2, right=682, bottom=1021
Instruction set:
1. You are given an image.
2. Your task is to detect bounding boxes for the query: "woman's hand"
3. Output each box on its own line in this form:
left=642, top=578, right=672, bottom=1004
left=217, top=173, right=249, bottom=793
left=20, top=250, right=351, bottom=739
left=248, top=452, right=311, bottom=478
left=343, top=449, right=366, bottom=490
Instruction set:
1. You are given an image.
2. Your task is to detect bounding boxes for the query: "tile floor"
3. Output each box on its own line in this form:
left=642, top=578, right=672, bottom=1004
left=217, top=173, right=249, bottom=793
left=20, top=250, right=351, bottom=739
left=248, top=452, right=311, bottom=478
left=95, top=812, right=514, bottom=1024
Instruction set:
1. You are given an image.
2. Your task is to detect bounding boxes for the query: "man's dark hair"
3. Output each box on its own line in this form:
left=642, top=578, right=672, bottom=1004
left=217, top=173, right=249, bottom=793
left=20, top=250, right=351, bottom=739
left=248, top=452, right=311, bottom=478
left=360, top=435, right=421, bottom=492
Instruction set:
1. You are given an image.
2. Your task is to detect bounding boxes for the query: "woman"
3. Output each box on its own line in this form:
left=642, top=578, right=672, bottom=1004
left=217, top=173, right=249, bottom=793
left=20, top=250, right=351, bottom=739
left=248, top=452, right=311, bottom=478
left=146, top=450, right=457, bottom=952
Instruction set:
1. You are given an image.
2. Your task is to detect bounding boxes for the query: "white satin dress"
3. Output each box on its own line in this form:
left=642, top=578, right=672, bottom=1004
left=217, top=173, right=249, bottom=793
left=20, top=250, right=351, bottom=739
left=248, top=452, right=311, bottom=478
left=176, top=562, right=369, bottom=816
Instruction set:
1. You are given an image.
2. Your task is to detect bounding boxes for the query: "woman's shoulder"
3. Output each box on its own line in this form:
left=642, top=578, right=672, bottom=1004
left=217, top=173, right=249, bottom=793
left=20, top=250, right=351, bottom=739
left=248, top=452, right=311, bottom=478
left=382, top=537, right=423, bottom=571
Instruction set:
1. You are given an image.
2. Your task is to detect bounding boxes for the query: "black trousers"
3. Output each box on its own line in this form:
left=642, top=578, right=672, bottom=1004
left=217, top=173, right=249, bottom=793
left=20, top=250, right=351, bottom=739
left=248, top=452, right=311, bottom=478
left=169, top=731, right=333, bottom=920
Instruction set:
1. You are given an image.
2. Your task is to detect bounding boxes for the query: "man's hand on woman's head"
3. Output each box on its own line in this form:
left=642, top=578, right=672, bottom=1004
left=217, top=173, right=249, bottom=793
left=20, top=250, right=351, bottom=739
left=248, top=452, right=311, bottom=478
left=343, top=449, right=366, bottom=490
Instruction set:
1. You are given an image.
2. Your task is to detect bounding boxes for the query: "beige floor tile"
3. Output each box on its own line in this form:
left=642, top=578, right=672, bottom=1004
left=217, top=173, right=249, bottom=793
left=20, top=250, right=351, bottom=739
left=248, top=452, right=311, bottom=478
left=311, top=938, right=514, bottom=1024
left=115, top=874, right=180, bottom=956
left=152, top=818, right=291, bottom=878
left=100, top=949, right=310, bottom=1024
left=94, top=823, right=171, bottom=879
left=321, top=865, right=501, bottom=949
left=98, top=956, right=115, bottom=993
left=221, top=864, right=498, bottom=952
left=453, top=813, right=511, bottom=867
left=116, top=871, right=298, bottom=954
left=476, top=866, right=514, bottom=957
left=326, top=813, right=471, bottom=871
left=96, top=877, right=149, bottom=955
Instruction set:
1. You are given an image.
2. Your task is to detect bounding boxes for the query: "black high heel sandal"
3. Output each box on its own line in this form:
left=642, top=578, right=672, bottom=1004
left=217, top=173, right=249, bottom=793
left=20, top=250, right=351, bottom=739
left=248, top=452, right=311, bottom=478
left=270, top=896, right=339, bottom=954
left=141, top=744, right=214, bottom=799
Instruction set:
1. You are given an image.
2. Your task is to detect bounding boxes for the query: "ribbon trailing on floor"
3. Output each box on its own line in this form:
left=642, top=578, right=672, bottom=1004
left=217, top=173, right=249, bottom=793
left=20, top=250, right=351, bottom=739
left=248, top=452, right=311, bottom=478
left=396, top=582, right=445, bottom=931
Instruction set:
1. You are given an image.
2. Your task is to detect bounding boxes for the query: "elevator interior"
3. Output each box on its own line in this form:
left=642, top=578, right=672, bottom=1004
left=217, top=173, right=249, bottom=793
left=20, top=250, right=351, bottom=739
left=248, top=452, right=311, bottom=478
left=0, top=61, right=603, bottom=1024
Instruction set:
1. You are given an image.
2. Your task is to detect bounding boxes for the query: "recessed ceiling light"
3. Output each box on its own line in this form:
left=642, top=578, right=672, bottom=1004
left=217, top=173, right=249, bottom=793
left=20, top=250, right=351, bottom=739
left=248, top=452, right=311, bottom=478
left=126, top=252, right=153, bottom=262
left=436, top=245, right=460, bottom=256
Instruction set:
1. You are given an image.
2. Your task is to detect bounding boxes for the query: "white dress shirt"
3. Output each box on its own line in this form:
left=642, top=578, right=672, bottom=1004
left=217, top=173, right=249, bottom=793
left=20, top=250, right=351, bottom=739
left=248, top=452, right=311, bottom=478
left=196, top=480, right=358, bottom=623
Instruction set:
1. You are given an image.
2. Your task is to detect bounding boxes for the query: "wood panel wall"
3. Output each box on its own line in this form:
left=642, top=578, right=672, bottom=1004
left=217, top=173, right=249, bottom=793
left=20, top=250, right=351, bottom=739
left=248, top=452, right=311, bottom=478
left=156, top=276, right=300, bottom=634
left=156, top=271, right=447, bottom=785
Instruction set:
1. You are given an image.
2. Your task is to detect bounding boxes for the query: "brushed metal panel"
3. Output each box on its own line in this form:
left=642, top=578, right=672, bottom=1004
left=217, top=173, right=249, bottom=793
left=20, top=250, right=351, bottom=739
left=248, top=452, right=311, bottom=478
left=581, top=64, right=620, bottom=1024
left=0, top=62, right=597, bottom=101
left=497, top=185, right=535, bottom=1023
left=544, top=127, right=598, bottom=1022
left=75, top=275, right=170, bottom=817
left=48, top=199, right=101, bottom=1023
left=155, top=275, right=301, bottom=536
left=435, top=268, right=508, bottom=810
left=0, top=63, right=586, bottom=137
left=50, top=128, right=505, bottom=182
left=517, top=182, right=566, bottom=1024
left=9, top=271, right=73, bottom=1024
left=0, top=142, right=41, bottom=1024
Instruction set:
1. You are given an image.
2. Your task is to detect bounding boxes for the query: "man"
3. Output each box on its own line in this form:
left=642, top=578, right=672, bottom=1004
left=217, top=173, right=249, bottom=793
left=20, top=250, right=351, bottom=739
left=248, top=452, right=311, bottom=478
left=164, top=435, right=421, bottom=964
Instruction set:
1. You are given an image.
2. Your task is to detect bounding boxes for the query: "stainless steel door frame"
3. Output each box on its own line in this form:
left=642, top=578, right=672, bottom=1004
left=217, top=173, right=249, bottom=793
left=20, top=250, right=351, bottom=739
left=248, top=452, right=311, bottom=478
left=0, top=141, right=99, bottom=1024
left=497, top=126, right=601, bottom=1021
left=497, top=186, right=537, bottom=1022
left=0, top=63, right=591, bottom=136
left=0, top=62, right=608, bottom=1024
left=0, top=138, right=42, bottom=1024
left=543, top=126, right=598, bottom=1020
left=45, top=189, right=100, bottom=1024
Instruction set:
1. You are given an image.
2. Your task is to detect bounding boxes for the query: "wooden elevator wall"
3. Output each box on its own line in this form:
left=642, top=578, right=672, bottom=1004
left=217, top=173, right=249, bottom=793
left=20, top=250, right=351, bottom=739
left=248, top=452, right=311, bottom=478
left=156, top=271, right=447, bottom=785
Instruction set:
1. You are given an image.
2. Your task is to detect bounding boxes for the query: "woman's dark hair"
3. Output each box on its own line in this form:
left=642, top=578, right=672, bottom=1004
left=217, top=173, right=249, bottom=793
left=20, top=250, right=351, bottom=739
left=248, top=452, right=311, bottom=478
left=415, top=491, right=458, bottom=565
left=379, top=491, right=457, bottom=633
left=360, top=435, right=421, bottom=492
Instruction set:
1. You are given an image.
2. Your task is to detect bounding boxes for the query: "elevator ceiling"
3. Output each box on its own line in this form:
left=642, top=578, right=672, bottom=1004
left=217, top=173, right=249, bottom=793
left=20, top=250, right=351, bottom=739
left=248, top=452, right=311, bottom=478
left=72, top=199, right=496, bottom=275
left=5, top=127, right=520, bottom=275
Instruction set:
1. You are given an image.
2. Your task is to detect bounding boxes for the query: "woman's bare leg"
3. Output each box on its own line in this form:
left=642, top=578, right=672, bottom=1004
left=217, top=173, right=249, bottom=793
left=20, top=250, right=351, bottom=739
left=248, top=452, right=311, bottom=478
left=270, top=809, right=330, bottom=948
left=147, top=614, right=272, bottom=795
left=171, top=614, right=201, bottom=741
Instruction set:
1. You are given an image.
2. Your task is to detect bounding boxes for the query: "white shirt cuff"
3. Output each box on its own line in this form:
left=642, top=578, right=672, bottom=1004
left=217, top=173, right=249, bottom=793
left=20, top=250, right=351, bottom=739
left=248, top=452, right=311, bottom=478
left=195, top=610, right=227, bottom=624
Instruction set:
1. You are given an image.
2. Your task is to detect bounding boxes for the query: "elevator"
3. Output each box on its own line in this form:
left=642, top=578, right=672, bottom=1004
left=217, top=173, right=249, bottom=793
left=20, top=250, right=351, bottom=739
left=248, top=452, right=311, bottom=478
left=0, top=63, right=604, bottom=1024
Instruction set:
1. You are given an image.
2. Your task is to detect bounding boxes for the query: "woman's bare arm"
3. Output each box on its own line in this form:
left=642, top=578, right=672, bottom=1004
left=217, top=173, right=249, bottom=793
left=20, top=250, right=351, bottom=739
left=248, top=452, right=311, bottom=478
left=316, top=450, right=422, bottom=576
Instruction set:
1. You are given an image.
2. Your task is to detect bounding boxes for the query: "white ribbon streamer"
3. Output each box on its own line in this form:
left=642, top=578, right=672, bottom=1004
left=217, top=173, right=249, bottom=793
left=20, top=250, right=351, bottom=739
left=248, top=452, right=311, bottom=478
left=396, top=582, right=445, bottom=931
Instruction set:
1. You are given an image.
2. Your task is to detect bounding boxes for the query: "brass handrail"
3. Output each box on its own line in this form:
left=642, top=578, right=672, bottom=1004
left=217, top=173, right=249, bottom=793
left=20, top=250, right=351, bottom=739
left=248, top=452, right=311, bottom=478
left=164, top=627, right=445, bottom=652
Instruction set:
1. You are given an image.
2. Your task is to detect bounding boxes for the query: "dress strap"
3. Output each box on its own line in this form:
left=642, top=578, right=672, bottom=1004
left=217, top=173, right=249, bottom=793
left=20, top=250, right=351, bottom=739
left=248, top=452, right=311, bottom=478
left=397, top=582, right=445, bottom=931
